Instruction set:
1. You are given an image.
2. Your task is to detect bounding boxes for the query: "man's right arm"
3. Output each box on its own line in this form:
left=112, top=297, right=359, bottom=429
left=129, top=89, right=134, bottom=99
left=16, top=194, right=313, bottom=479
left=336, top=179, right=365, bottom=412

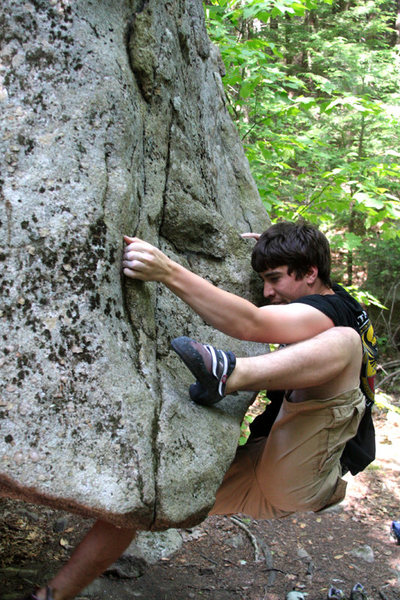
left=122, top=237, right=334, bottom=344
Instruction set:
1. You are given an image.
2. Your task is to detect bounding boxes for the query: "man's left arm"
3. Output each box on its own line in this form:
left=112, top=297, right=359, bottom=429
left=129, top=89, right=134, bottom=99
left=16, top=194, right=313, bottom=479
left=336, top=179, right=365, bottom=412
left=122, top=236, right=334, bottom=344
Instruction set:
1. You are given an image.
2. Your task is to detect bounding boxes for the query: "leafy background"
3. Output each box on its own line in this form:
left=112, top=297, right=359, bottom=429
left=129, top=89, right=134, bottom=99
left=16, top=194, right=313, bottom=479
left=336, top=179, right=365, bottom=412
left=205, top=0, right=400, bottom=311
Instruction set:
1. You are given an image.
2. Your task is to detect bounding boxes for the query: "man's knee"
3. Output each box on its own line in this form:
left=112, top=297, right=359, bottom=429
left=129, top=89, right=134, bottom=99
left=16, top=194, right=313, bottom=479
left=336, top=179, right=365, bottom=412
left=317, top=326, right=362, bottom=369
left=330, top=326, right=360, bottom=344
left=317, top=326, right=359, bottom=345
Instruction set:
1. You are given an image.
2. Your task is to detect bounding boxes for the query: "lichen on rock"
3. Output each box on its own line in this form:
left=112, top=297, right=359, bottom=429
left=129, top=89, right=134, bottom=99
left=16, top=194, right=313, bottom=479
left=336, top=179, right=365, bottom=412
left=0, top=0, right=268, bottom=529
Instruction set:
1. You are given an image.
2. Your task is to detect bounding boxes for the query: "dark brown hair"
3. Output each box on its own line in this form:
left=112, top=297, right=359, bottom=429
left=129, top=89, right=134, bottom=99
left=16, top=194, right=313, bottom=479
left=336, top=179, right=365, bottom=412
left=251, top=221, right=332, bottom=286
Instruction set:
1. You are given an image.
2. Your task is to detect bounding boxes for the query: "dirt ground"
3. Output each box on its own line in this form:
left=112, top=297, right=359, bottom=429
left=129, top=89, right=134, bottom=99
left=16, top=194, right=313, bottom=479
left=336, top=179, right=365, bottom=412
left=1, top=407, right=400, bottom=600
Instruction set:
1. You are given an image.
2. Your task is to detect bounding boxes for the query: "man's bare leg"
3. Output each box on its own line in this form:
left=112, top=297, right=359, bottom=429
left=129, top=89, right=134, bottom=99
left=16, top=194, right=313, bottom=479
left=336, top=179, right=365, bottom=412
left=226, top=327, right=362, bottom=398
left=34, top=520, right=136, bottom=600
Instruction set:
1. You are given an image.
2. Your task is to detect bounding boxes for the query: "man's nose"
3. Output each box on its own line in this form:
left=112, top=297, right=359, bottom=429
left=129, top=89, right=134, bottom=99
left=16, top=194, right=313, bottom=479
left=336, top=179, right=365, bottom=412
left=263, top=281, right=275, bottom=298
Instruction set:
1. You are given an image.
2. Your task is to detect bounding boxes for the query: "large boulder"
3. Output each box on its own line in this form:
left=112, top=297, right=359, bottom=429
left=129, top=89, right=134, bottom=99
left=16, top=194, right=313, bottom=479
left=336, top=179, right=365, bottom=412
left=0, top=0, right=269, bottom=529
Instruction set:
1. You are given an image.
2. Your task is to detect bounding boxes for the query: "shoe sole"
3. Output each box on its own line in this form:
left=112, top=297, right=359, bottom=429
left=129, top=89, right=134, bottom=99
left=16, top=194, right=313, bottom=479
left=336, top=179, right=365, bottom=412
left=171, top=336, right=215, bottom=386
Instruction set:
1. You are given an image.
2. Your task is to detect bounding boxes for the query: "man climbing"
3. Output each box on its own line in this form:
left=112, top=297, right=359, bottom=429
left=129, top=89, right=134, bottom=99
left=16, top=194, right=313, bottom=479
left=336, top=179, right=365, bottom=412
left=22, top=221, right=377, bottom=600
left=122, top=221, right=377, bottom=516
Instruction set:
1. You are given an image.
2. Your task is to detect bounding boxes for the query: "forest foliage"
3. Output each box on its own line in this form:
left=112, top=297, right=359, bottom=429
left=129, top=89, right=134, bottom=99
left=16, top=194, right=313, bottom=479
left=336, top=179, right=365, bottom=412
left=204, top=0, right=400, bottom=308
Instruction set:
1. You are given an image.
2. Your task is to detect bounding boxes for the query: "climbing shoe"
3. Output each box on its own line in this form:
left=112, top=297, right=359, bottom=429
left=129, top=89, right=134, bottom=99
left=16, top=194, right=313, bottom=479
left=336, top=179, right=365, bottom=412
left=391, top=521, right=400, bottom=544
left=327, top=586, right=346, bottom=600
left=171, top=336, right=236, bottom=406
left=350, top=583, right=368, bottom=600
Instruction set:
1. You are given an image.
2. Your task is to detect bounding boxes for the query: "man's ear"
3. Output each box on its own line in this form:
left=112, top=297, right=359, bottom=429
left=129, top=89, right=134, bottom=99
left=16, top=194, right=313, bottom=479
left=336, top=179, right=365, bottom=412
left=306, top=265, right=318, bottom=284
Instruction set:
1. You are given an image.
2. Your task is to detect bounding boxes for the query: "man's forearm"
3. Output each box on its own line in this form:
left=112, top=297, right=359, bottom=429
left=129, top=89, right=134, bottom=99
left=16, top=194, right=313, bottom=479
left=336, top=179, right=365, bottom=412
left=161, top=260, right=259, bottom=340
left=122, top=236, right=333, bottom=345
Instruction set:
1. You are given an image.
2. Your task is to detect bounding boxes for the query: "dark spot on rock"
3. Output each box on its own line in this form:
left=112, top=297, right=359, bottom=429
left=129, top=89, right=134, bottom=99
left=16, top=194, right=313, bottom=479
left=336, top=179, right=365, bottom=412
left=41, top=250, right=57, bottom=269
left=104, top=298, right=112, bottom=316
left=26, top=47, right=55, bottom=66
left=21, top=298, right=31, bottom=311
left=15, top=134, right=35, bottom=154
left=89, top=293, right=100, bottom=310
left=89, top=218, right=107, bottom=247
left=108, top=247, right=116, bottom=264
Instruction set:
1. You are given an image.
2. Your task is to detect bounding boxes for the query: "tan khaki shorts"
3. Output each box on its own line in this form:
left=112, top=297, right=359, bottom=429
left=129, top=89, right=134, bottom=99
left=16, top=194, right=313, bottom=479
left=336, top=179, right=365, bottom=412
left=211, top=387, right=365, bottom=519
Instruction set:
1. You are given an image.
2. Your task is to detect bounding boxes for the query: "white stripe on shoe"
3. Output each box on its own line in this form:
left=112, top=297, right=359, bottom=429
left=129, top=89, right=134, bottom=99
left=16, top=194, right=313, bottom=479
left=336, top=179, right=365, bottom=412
left=218, top=351, right=228, bottom=397
left=205, top=344, right=229, bottom=397
left=205, top=344, right=218, bottom=378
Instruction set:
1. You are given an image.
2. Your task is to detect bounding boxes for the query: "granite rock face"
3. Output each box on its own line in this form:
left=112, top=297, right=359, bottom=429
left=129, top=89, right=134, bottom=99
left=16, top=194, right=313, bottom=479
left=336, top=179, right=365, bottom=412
left=0, top=0, right=269, bottom=529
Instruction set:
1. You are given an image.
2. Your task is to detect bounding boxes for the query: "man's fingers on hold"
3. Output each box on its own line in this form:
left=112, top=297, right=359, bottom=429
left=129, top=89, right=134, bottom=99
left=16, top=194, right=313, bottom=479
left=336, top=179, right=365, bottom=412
left=124, top=268, right=146, bottom=280
left=124, top=250, right=155, bottom=265
left=123, top=258, right=145, bottom=270
left=123, top=235, right=136, bottom=244
left=123, top=267, right=145, bottom=279
left=241, top=232, right=261, bottom=240
left=124, top=242, right=145, bottom=253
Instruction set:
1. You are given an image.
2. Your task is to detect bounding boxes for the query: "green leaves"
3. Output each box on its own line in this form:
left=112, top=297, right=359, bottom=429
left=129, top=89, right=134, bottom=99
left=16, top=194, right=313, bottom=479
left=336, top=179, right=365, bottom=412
left=238, top=413, right=254, bottom=445
left=217, top=0, right=325, bottom=23
left=322, top=96, right=384, bottom=116
left=206, top=0, right=400, bottom=297
left=342, top=285, right=387, bottom=309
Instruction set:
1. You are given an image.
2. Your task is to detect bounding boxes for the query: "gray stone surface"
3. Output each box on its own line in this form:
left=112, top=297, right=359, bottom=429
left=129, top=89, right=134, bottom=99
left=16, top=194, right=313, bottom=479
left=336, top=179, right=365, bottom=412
left=124, top=529, right=184, bottom=564
left=0, top=0, right=269, bottom=529
left=350, top=544, right=375, bottom=563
